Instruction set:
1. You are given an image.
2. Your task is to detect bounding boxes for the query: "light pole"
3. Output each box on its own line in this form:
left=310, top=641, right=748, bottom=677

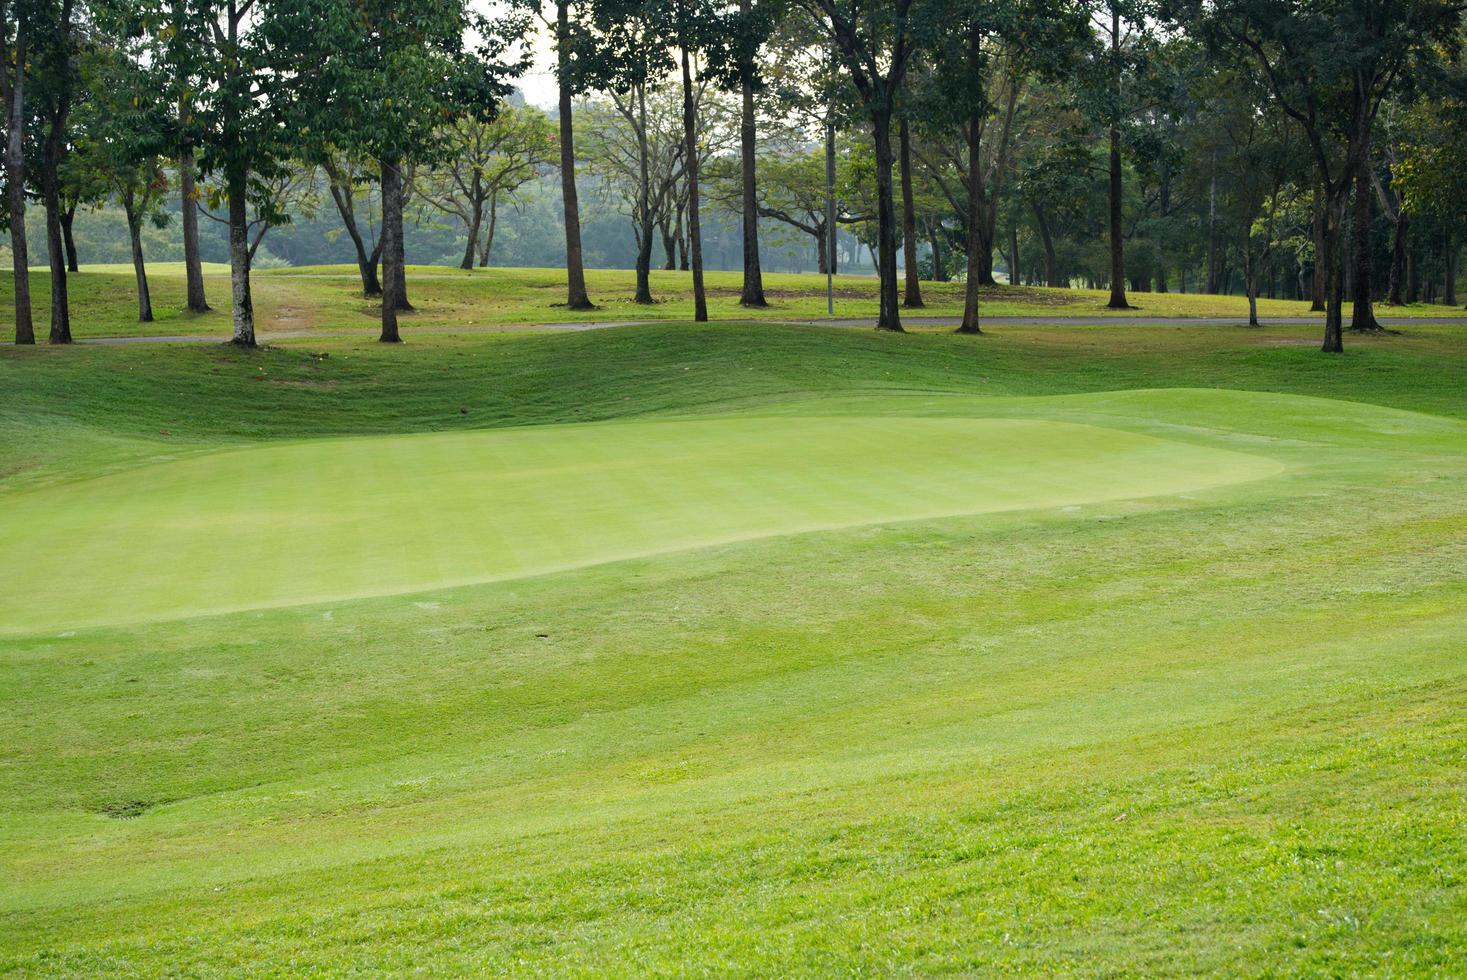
left=825, top=40, right=836, bottom=316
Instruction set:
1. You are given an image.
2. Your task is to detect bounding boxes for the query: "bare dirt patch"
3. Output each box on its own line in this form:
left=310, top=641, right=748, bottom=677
left=98, top=799, right=156, bottom=820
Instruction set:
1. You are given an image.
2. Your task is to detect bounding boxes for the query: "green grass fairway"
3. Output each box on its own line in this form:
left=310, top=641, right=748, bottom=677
left=0, top=415, right=1279, bottom=634
left=2, top=322, right=1466, bottom=974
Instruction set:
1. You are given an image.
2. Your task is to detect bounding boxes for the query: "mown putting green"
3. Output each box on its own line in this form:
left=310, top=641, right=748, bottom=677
left=1, top=415, right=1279, bottom=633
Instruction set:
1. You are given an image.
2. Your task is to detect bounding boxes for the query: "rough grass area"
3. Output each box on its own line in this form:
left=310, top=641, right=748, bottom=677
left=1, top=321, right=1465, bottom=974
left=4, top=263, right=1464, bottom=339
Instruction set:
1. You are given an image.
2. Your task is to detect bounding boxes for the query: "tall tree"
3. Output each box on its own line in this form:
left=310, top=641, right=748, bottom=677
left=673, top=0, right=714, bottom=321
left=546, top=0, right=596, bottom=309
left=31, top=0, right=78, bottom=343
left=1086, top=0, right=1141, bottom=309
left=1393, top=77, right=1467, bottom=308
left=734, top=0, right=768, bottom=306
left=918, top=0, right=1083, bottom=331
left=582, top=1, right=683, bottom=304
left=69, top=24, right=173, bottom=322
left=705, top=139, right=869, bottom=272
left=898, top=116, right=923, bottom=307
left=320, top=152, right=383, bottom=296
left=794, top=0, right=933, bottom=332
left=1178, top=0, right=1462, bottom=350
left=666, top=0, right=754, bottom=320
left=176, top=104, right=208, bottom=312
left=417, top=104, right=557, bottom=270
left=141, top=0, right=357, bottom=346
left=1, top=0, right=35, bottom=343
left=169, top=0, right=207, bottom=313
left=326, top=0, right=525, bottom=341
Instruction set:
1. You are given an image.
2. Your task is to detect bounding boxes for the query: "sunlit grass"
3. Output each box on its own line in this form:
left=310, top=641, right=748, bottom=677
left=2, top=321, right=1464, bottom=973
left=5, top=263, right=1462, bottom=340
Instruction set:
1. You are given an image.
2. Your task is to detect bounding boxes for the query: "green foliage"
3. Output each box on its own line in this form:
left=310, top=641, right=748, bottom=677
left=63, top=30, right=167, bottom=215
left=318, top=0, right=528, bottom=168
left=133, top=0, right=358, bottom=193
left=1394, top=94, right=1467, bottom=224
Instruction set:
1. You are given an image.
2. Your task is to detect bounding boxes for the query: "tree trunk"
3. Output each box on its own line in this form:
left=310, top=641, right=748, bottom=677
left=43, top=128, right=70, bottom=344
left=870, top=108, right=903, bottom=332
left=1406, top=241, right=1419, bottom=303
left=927, top=219, right=946, bottom=282
left=1446, top=227, right=1459, bottom=307
left=676, top=206, right=689, bottom=271
left=1106, top=124, right=1129, bottom=309
left=1206, top=155, right=1218, bottom=293
left=5, top=24, right=32, bottom=345
left=738, top=0, right=766, bottom=308
left=460, top=201, right=483, bottom=271
left=1309, top=191, right=1327, bottom=311
left=899, top=118, right=923, bottom=309
left=41, top=0, right=75, bottom=345
left=635, top=223, right=656, bottom=303
left=957, top=111, right=983, bottom=334
left=1243, top=245, right=1259, bottom=327
left=380, top=157, right=411, bottom=312
left=1321, top=192, right=1347, bottom=353
left=556, top=1, right=593, bottom=309
left=1349, top=123, right=1379, bottom=331
left=1010, top=223, right=1019, bottom=286
left=124, top=194, right=153, bottom=323
left=479, top=195, right=499, bottom=267
left=226, top=169, right=256, bottom=347
left=1105, top=5, right=1129, bottom=310
left=634, top=83, right=655, bottom=305
left=679, top=42, right=708, bottom=322
left=659, top=218, right=676, bottom=271
left=1385, top=212, right=1408, bottom=306
left=179, top=141, right=210, bottom=312
left=1031, top=201, right=1061, bottom=287
left=380, top=157, right=403, bottom=343
left=61, top=203, right=78, bottom=272
left=325, top=174, right=381, bottom=297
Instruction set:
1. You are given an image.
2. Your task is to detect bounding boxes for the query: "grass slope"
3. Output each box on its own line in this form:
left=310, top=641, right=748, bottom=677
left=3, top=263, right=1464, bottom=339
left=1, top=321, right=1465, bottom=974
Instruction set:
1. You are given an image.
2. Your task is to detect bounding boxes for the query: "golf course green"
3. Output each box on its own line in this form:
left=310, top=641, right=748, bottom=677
left=3, top=316, right=1465, bottom=974
left=0, top=414, right=1280, bottom=634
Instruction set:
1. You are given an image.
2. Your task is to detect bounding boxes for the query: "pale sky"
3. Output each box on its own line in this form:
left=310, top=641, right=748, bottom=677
left=478, top=0, right=559, bottom=108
